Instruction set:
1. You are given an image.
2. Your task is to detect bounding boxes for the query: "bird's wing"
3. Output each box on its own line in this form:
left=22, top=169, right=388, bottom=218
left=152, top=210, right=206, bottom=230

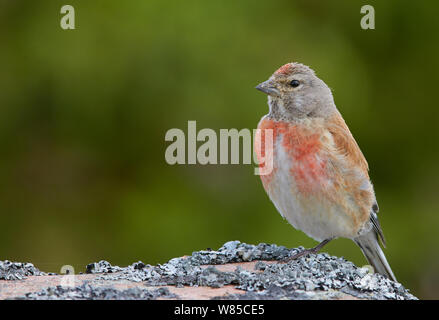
left=370, top=201, right=386, bottom=247
left=326, top=112, right=369, bottom=179
left=326, top=112, right=385, bottom=243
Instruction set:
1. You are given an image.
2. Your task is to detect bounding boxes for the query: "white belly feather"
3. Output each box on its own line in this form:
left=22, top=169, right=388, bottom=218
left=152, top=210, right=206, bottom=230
left=265, top=135, right=358, bottom=241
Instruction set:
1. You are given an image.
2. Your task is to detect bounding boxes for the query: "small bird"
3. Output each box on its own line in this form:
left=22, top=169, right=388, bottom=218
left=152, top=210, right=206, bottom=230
left=254, top=62, right=396, bottom=281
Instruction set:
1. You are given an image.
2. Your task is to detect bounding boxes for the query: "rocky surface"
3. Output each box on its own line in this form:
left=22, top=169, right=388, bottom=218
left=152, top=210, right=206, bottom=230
left=0, top=260, right=46, bottom=280
left=0, top=241, right=417, bottom=300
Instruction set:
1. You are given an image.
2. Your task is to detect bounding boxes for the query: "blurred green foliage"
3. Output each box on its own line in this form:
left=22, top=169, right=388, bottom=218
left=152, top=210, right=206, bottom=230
left=0, top=0, right=438, bottom=298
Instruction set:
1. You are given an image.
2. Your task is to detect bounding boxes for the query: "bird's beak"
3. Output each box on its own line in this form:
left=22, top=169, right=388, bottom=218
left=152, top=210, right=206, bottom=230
left=255, top=80, right=280, bottom=97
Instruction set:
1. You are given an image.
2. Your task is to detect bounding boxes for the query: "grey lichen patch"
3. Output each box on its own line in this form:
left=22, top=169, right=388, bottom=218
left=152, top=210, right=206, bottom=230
left=86, top=260, right=124, bottom=274
left=0, top=260, right=46, bottom=280
left=18, top=282, right=176, bottom=300
left=88, top=241, right=416, bottom=300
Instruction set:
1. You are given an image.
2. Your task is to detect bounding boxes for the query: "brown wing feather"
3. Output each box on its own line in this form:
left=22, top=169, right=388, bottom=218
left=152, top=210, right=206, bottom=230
left=326, top=112, right=369, bottom=178
left=326, top=112, right=387, bottom=243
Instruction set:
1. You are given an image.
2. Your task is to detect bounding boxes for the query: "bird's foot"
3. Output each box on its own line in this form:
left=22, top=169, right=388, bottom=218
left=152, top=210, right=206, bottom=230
left=284, top=238, right=333, bottom=262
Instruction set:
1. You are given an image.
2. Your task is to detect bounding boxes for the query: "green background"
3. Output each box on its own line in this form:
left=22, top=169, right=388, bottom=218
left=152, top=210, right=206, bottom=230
left=1, top=0, right=438, bottom=299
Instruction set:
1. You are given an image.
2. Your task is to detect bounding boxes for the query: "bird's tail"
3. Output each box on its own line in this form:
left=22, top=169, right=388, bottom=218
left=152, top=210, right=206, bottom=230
left=354, top=230, right=397, bottom=282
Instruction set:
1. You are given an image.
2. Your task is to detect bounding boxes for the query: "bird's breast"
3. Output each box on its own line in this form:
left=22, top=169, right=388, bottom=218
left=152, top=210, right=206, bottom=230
left=255, top=117, right=330, bottom=196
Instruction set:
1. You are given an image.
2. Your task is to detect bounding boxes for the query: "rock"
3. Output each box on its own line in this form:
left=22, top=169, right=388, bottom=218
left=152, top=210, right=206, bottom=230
left=0, top=241, right=417, bottom=300
left=0, top=260, right=46, bottom=280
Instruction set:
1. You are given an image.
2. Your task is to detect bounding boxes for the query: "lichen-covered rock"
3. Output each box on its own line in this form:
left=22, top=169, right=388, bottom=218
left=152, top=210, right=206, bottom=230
left=86, top=241, right=417, bottom=300
left=0, top=241, right=417, bottom=300
left=0, top=260, right=46, bottom=280
left=19, top=283, right=176, bottom=300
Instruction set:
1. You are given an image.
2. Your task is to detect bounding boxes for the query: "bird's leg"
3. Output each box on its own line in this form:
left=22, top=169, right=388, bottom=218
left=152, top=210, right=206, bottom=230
left=285, top=238, right=333, bottom=261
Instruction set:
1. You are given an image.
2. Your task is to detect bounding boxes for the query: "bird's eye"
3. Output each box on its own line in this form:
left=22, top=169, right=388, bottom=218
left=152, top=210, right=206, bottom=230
left=289, top=80, right=300, bottom=88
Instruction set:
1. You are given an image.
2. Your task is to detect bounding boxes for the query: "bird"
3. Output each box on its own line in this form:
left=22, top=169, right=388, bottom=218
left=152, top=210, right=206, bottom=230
left=254, top=62, right=396, bottom=281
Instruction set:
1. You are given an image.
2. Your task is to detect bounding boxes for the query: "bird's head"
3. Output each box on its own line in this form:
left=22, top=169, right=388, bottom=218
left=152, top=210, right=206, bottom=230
left=256, top=62, right=336, bottom=120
